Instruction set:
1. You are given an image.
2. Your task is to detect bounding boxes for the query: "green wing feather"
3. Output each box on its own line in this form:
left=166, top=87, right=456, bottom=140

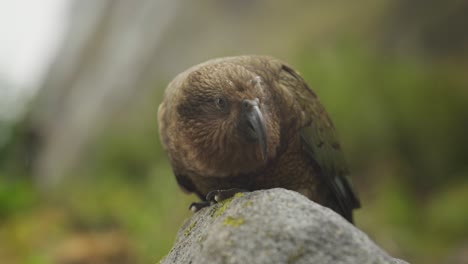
left=280, top=64, right=361, bottom=222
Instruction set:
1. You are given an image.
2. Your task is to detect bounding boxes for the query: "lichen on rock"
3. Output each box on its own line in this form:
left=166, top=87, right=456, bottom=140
left=223, top=216, right=245, bottom=227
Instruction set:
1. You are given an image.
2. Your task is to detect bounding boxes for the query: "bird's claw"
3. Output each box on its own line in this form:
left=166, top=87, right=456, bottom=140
left=189, top=188, right=247, bottom=213
left=206, top=188, right=247, bottom=203
left=189, top=201, right=211, bottom=213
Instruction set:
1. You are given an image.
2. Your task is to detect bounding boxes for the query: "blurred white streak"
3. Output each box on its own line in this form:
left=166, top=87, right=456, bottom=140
left=31, top=0, right=179, bottom=186
left=0, top=0, right=71, bottom=120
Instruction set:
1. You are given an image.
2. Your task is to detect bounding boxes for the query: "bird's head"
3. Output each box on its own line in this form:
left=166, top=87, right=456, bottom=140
left=161, top=62, right=281, bottom=177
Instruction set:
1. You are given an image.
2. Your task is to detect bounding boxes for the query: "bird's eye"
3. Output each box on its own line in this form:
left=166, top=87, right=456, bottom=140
left=215, top=97, right=228, bottom=110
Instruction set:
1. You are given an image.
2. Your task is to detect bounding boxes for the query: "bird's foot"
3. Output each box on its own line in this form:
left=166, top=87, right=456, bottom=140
left=189, top=188, right=247, bottom=213
left=189, top=201, right=212, bottom=213
left=206, top=188, right=247, bottom=203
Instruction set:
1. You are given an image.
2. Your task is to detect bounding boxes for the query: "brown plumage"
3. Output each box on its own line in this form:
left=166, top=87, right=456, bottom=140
left=158, top=55, right=360, bottom=223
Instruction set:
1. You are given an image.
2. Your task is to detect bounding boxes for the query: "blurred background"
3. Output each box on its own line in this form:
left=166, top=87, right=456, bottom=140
left=0, top=0, right=467, bottom=263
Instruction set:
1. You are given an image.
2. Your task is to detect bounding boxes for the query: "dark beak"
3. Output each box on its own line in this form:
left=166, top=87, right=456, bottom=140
left=241, top=99, right=268, bottom=161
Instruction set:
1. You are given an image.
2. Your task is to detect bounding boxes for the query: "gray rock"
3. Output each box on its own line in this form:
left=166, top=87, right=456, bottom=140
left=161, top=188, right=408, bottom=264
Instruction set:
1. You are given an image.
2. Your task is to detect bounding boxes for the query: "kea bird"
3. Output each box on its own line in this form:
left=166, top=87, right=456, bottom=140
left=158, top=55, right=360, bottom=223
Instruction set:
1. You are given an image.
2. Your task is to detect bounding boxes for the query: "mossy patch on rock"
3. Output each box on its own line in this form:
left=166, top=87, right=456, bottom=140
left=184, top=220, right=197, bottom=236
left=242, top=201, right=253, bottom=208
left=214, top=192, right=245, bottom=217
left=223, top=216, right=245, bottom=227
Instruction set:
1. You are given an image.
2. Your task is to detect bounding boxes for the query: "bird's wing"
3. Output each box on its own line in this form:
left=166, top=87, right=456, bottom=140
left=279, top=63, right=361, bottom=222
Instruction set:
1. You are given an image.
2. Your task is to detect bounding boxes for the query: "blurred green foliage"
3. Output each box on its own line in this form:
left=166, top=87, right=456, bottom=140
left=1, top=42, right=467, bottom=264
left=0, top=178, right=36, bottom=219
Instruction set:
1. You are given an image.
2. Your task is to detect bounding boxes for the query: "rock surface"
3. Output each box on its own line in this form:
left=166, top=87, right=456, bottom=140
left=161, top=188, right=408, bottom=264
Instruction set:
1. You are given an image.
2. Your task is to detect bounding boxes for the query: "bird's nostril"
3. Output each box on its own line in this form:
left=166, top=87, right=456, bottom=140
left=242, top=100, right=250, bottom=110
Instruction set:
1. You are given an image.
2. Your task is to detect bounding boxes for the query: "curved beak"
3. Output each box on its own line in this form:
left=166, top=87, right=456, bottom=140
left=241, top=99, right=268, bottom=161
